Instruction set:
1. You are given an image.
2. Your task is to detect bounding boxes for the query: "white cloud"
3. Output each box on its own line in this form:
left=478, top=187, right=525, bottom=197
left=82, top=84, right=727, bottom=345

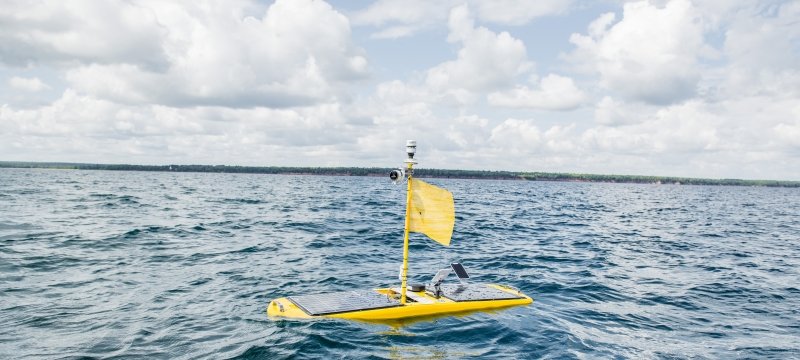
left=0, top=0, right=168, bottom=69
left=593, top=96, right=646, bottom=126
left=344, top=3, right=545, bottom=164
left=350, top=0, right=573, bottom=38
left=370, top=25, right=420, bottom=39
left=472, top=0, right=571, bottom=25
left=350, top=0, right=444, bottom=27
left=722, top=1, right=800, bottom=71
left=567, top=0, right=714, bottom=105
left=445, top=115, right=489, bottom=148
left=488, top=74, right=585, bottom=110
left=774, top=122, right=800, bottom=150
left=1, top=0, right=367, bottom=108
left=490, top=118, right=542, bottom=150
left=425, top=5, right=532, bottom=95
left=0, top=89, right=367, bottom=164
left=485, top=119, right=581, bottom=169
left=357, top=4, right=534, bottom=111
left=349, top=0, right=451, bottom=39
left=1, top=0, right=799, bottom=180
left=572, top=0, right=800, bottom=178
left=8, top=76, right=50, bottom=92
left=580, top=92, right=800, bottom=178
left=714, top=1, right=800, bottom=101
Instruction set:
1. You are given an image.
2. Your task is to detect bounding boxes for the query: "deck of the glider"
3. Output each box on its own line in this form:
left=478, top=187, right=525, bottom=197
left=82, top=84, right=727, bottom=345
left=267, top=283, right=532, bottom=321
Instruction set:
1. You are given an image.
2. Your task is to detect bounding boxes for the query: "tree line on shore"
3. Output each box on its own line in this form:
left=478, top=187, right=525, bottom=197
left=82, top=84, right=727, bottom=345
left=1, top=161, right=798, bottom=187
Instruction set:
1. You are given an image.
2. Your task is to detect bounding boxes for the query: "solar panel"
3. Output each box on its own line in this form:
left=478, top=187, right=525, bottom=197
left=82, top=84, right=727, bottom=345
left=440, top=284, right=523, bottom=302
left=287, top=290, right=400, bottom=316
left=451, top=263, right=470, bottom=279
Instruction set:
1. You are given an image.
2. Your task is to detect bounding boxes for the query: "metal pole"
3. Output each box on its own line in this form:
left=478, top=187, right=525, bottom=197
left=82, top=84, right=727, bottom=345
left=400, top=160, right=413, bottom=305
left=399, top=140, right=416, bottom=305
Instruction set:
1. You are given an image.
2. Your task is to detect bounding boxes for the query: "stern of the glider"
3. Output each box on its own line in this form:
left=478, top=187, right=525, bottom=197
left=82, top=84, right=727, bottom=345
left=267, top=297, right=312, bottom=319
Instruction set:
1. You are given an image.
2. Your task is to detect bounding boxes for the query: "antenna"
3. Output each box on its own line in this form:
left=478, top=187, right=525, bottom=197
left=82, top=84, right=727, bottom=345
left=399, top=140, right=417, bottom=305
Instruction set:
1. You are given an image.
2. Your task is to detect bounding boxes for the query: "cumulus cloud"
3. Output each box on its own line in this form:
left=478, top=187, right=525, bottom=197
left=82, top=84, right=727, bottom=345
left=593, top=96, right=647, bottom=126
left=8, top=76, right=50, bottom=92
left=425, top=5, right=531, bottom=96
left=1, top=0, right=798, bottom=180
left=581, top=90, right=800, bottom=178
left=715, top=1, right=800, bottom=100
left=485, top=119, right=580, bottom=169
left=722, top=1, right=800, bottom=71
left=0, top=0, right=168, bottom=69
left=351, top=0, right=573, bottom=38
left=346, top=3, right=544, bottom=162
left=575, top=0, right=800, bottom=178
left=471, top=0, right=571, bottom=25
left=489, top=118, right=542, bottom=149
left=349, top=0, right=451, bottom=39
left=584, top=101, right=721, bottom=155
left=0, top=89, right=366, bottom=164
left=1, top=0, right=368, bottom=108
left=567, top=0, right=714, bottom=105
left=357, top=4, right=534, bottom=111
left=488, top=74, right=585, bottom=110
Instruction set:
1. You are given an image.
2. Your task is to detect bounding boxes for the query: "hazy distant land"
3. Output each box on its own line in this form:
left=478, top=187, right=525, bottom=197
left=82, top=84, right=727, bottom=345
left=1, top=161, right=797, bottom=188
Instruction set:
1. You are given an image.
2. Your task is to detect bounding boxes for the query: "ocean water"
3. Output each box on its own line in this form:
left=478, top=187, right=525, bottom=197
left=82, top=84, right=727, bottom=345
left=1, top=168, right=799, bottom=359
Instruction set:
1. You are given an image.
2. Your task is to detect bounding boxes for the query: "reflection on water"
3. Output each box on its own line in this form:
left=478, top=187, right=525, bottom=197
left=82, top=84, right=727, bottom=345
left=360, top=304, right=532, bottom=329
left=386, top=345, right=478, bottom=359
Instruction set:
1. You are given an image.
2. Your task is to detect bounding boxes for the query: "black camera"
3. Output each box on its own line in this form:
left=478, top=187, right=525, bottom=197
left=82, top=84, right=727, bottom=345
left=389, top=168, right=405, bottom=184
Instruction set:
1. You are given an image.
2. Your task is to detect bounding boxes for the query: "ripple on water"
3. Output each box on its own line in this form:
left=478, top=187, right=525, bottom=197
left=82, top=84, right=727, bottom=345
left=0, top=169, right=798, bottom=358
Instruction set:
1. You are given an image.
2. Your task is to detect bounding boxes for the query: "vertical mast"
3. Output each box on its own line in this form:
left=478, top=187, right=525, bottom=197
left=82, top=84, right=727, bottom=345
left=400, top=140, right=416, bottom=305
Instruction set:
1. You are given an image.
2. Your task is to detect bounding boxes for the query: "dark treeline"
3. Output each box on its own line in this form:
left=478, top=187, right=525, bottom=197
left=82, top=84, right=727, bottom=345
left=1, top=161, right=798, bottom=187
left=517, top=172, right=799, bottom=187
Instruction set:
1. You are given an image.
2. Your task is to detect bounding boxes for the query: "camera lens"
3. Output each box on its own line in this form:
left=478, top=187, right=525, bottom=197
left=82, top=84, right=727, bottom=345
left=389, top=170, right=399, bottom=181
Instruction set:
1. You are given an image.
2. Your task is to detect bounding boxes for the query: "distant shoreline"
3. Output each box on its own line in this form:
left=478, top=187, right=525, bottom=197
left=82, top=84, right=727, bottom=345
left=1, top=161, right=798, bottom=188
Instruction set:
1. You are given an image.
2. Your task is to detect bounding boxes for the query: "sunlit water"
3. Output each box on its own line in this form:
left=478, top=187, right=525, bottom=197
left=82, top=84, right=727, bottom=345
left=1, top=168, right=798, bottom=359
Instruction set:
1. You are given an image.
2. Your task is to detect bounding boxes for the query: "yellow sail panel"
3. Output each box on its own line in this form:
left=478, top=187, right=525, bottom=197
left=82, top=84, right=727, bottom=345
left=409, top=179, right=455, bottom=246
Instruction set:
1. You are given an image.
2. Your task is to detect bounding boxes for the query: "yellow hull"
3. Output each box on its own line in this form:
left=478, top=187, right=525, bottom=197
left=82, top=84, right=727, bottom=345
left=267, top=284, right=532, bottom=321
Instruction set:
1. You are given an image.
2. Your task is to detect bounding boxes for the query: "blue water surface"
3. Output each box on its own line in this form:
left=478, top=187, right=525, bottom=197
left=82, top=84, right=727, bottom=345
left=1, top=168, right=798, bottom=359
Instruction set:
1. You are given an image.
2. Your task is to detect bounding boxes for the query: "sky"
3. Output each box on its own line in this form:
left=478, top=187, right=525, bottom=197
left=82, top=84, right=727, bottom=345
left=0, top=0, right=798, bottom=180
